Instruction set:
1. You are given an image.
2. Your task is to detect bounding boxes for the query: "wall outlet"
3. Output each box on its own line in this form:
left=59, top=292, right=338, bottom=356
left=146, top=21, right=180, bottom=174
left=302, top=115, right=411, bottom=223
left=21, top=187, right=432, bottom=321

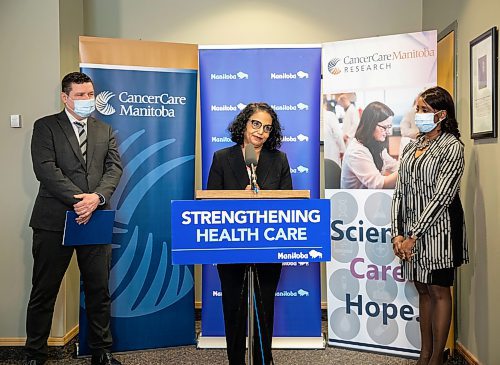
left=10, top=114, right=22, bottom=128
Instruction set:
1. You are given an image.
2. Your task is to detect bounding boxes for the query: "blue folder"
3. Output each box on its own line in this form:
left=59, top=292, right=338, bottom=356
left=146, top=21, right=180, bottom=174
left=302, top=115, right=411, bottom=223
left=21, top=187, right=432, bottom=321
left=63, top=210, right=115, bottom=246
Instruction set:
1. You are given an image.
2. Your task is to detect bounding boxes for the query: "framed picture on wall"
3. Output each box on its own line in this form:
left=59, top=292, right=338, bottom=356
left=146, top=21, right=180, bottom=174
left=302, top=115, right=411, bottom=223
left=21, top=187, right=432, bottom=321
left=470, top=27, right=498, bottom=139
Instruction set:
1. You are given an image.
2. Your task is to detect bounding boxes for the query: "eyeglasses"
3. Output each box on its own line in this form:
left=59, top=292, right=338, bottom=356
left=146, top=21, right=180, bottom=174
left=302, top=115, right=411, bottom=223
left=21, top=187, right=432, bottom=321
left=250, top=119, right=273, bottom=133
left=377, top=123, right=392, bottom=131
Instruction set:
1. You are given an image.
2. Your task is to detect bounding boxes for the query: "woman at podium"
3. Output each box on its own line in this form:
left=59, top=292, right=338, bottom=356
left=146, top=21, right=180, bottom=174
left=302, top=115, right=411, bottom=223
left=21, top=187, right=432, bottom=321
left=207, top=102, right=293, bottom=365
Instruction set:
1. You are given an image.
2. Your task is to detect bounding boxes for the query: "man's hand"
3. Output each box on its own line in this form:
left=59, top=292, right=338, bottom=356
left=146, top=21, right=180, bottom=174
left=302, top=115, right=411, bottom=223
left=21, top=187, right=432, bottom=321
left=73, top=193, right=100, bottom=224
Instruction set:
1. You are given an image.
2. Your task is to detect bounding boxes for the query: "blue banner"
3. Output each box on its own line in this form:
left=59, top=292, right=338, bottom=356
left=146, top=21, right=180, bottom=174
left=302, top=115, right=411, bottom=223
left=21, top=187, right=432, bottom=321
left=199, top=46, right=322, bottom=340
left=171, top=199, right=330, bottom=264
left=78, top=64, right=197, bottom=353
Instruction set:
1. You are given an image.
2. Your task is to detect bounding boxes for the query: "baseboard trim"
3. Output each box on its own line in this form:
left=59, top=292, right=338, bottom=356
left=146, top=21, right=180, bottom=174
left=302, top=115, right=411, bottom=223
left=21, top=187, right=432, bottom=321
left=0, top=325, right=79, bottom=347
left=456, top=341, right=480, bottom=365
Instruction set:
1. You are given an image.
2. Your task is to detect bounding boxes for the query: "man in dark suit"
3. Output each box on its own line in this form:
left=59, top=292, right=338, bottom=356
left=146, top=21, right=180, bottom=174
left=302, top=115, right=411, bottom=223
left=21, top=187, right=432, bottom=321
left=24, top=72, right=123, bottom=365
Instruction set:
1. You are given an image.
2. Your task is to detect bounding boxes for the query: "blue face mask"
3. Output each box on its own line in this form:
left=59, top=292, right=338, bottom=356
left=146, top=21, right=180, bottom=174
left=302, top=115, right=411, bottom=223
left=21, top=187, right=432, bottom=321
left=68, top=97, right=95, bottom=118
left=415, top=112, right=442, bottom=133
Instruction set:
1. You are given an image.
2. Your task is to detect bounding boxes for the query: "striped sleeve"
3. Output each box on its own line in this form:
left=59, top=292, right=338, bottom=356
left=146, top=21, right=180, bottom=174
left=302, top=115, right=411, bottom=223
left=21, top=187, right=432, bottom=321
left=391, top=170, right=404, bottom=238
left=409, top=141, right=464, bottom=237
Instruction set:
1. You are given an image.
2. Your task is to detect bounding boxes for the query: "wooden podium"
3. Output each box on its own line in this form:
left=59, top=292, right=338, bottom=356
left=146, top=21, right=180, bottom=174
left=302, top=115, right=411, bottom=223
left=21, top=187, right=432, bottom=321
left=195, top=189, right=317, bottom=364
left=196, top=189, right=310, bottom=200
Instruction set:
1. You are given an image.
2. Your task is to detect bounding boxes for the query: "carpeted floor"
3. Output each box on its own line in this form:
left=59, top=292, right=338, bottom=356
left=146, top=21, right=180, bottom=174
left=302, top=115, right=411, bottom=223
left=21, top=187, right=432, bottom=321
left=0, top=320, right=468, bottom=365
left=0, top=345, right=469, bottom=364
left=0, top=345, right=468, bottom=365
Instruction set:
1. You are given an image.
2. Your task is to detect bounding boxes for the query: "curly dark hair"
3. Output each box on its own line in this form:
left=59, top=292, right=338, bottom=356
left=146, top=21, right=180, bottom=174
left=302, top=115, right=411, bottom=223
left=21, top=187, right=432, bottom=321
left=354, top=101, right=394, bottom=171
left=227, top=102, right=283, bottom=150
left=419, top=86, right=461, bottom=141
left=61, top=72, right=93, bottom=94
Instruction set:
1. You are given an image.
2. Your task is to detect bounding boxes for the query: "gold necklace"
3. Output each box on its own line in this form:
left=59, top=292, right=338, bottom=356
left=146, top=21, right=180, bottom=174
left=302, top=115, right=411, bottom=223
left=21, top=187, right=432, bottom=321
left=415, top=137, right=433, bottom=149
left=415, top=131, right=441, bottom=150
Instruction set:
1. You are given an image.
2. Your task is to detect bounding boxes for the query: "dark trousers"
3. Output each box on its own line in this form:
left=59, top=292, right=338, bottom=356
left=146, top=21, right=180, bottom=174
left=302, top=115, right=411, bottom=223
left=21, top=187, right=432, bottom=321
left=217, top=263, right=282, bottom=365
left=25, top=229, right=113, bottom=361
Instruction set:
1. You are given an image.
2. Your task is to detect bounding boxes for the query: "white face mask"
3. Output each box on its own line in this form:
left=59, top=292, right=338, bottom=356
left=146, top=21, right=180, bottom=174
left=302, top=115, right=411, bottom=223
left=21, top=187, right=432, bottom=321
left=415, top=111, right=442, bottom=133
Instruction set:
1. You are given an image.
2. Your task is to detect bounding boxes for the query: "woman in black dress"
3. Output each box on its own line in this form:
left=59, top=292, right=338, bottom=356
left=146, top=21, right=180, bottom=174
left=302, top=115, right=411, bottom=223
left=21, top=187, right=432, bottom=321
left=391, top=87, right=468, bottom=365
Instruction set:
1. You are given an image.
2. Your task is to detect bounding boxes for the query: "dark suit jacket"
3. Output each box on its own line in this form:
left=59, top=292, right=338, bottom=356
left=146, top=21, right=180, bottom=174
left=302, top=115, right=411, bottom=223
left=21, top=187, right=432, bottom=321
left=207, top=144, right=292, bottom=190
left=29, top=110, right=123, bottom=231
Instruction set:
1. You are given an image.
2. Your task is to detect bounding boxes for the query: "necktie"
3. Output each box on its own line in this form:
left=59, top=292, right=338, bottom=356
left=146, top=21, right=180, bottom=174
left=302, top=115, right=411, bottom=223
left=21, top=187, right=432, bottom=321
left=74, top=121, right=87, bottom=161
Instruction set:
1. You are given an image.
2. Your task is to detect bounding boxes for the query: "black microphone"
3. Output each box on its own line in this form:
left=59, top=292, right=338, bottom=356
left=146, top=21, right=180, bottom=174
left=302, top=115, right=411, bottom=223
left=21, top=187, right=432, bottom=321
left=244, top=144, right=258, bottom=166
left=244, top=144, right=258, bottom=192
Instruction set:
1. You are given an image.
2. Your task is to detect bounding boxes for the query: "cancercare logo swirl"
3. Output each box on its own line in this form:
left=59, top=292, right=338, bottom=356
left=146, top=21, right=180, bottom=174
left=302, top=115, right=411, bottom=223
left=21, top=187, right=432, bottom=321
left=328, top=58, right=341, bottom=75
left=95, top=91, right=116, bottom=115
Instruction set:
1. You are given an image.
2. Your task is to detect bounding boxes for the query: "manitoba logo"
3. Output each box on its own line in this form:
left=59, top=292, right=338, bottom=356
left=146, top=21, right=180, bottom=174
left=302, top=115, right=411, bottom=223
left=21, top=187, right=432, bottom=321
left=237, top=71, right=249, bottom=79
left=297, top=134, right=309, bottom=142
left=296, top=103, right=309, bottom=110
left=328, top=58, right=341, bottom=75
left=309, top=249, right=322, bottom=259
left=290, top=165, right=309, bottom=174
left=270, top=70, right=309, bottom=80
left=211, top=136, right=232, bottom=143
left=282, top=133, right=310, bottom=143
left=95, top=91, right=116, bottom=115
left=210, top=71, right=249, bottom=80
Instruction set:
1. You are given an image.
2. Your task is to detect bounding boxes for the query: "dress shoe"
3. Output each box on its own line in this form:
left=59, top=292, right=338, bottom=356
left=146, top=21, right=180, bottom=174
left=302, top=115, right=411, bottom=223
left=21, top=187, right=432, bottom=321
left=91, top=352, right=122, bottom=365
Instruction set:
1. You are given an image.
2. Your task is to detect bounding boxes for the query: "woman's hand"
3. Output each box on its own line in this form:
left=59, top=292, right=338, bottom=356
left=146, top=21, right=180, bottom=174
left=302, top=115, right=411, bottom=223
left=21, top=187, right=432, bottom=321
left=245, top=184, right=260, bottom=191
left=392, top=235, right=405, bottom=259
left=401, top=236, right=417, bottom=261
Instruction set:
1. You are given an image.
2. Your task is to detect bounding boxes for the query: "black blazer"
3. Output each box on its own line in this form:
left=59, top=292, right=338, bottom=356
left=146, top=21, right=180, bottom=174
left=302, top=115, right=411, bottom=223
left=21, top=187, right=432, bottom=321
left=29, top=110, right=123, bottom=231
left=207, top=144, right=292, bottom=190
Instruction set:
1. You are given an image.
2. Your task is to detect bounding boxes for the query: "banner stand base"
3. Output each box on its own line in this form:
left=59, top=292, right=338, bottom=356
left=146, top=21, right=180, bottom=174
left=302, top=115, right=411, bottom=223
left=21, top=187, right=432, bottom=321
left=328, top=339, right=420, bottom=358
left=197, top=333, right=326, bottom=349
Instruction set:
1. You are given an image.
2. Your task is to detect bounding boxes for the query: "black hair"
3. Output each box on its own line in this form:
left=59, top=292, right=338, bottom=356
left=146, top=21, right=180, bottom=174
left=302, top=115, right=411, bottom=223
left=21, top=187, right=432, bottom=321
left=419, top=86, right=461, bottom=141
left=227, top=102, right=283, bottom=150
left=354, top=101, right=394, bottom=171
left=61, top=72, right=93, bottom=94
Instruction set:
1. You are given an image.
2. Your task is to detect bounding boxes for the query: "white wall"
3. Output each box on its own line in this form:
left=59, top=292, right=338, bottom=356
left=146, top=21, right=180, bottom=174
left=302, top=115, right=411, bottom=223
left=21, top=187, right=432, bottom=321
left=0, top=0, right=61, bottom=338
left=0, top=0, right=83, bottom=341
left=84, top=0, right=422, bottom=44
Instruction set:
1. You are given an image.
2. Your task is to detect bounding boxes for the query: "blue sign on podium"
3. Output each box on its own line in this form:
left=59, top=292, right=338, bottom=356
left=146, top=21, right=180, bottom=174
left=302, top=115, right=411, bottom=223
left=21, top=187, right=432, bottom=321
left=171, top=199, right=330, bottom=264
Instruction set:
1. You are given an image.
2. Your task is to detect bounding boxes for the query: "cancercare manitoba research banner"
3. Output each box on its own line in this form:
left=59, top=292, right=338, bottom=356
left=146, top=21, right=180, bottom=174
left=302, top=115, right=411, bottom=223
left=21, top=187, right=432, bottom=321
left=78, top=36, right=198, bottom=353
left=199, top=45, right=323, bottom=348
left=322, top=31, right=437, bottom=356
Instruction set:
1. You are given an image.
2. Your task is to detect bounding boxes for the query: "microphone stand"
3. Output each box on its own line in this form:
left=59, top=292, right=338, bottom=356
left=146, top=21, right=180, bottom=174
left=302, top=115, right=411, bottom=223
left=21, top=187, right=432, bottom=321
left=248, top=161, right=257, bottom=364
left=247, top=264, right=255, bottom=365
left=250, top=163, right=258, bottom=194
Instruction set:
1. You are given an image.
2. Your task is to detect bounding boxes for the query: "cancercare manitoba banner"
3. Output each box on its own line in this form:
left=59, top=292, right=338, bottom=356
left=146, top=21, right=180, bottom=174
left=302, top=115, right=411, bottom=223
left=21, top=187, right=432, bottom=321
left=323, top=31, right=437, bottom=357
